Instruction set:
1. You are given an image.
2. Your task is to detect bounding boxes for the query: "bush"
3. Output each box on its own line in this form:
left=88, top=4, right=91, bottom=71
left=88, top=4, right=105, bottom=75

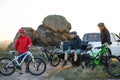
left=0, top=50, right=13, bottom=59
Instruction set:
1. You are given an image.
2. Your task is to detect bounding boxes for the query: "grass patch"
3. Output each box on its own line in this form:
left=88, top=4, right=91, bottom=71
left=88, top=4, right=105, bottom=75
left=51, top=64, right=120, bottom=80
left=0, top=50, right=13, bottom=58
left=0, top=50, right=40, bottom=60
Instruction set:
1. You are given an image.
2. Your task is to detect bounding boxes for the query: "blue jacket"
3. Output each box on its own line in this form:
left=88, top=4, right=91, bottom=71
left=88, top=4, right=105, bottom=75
left=70, top=35, right=82, bottom=50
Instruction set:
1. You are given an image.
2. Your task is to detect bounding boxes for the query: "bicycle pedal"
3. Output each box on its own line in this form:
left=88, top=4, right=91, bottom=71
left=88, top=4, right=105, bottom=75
left=16, top=66, right=21, bottom=70
left=91, top=64, right=96, bottom=70
left=81, top=64, right=84, bottom=69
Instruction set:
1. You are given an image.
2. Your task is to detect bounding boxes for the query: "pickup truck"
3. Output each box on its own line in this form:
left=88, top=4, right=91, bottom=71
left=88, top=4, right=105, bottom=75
left=82, top=33, right=120, bottom=56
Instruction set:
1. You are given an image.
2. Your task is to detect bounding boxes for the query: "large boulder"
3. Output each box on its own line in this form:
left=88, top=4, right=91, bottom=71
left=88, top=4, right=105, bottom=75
left=35, top=15, right=71, bottom=47
left=7, top=15, right=72, bottom=50
left=43, top=15, right=71, bottom=33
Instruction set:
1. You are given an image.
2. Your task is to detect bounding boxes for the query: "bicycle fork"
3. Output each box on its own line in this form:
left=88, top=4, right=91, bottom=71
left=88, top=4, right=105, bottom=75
left=29, top=52, right=39, bottom=71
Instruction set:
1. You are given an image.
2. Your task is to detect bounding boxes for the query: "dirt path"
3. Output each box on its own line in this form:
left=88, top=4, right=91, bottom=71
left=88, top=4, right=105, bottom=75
left=0, top=62, right=72, bottom=80
left=0, top=64, right=54, bottom=80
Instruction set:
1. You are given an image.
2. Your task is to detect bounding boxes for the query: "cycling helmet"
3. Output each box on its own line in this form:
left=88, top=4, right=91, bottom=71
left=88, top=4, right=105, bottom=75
left=18, top=29, right=25, bottom=33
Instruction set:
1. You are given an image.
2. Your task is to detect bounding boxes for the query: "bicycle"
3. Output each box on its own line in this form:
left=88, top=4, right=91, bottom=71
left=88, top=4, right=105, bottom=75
left=51, top=41, right=89, bottom=67
left=81, top=43, right=120, bottom=77
left=49, top=41, right=89, bottom=67
left=0, top=49, right=46, bottom=76
left=39, top=47, right=61, bottom=67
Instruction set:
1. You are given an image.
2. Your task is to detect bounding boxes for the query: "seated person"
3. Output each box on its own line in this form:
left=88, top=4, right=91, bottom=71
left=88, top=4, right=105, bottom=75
left=62, top=31, right=82, bottom=67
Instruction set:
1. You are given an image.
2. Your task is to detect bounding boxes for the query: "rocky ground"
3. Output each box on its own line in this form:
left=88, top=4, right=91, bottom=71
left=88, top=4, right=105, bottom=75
left=0, top=65, right=51, bottom=80
left=0, top=61, right=120, bottom=80
left=0, top=63, right=66, bottom=80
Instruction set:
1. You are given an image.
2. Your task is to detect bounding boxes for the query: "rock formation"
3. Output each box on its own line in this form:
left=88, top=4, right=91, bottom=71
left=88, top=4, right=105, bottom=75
left=34, top=15, right=71, bottom=47
left=7, top=15, right=71, bottom=50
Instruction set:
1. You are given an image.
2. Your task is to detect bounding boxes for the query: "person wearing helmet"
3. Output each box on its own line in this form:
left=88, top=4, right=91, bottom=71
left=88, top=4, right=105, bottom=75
left=97, top=22, right=111, bottom=45
left=62, top=31, right=82, bottom=67
left=14, top=29, right=32, bottom=74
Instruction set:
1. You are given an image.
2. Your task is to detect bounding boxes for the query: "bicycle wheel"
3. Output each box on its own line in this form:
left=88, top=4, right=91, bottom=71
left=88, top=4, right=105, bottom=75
left=80, top=54, right=94, bottom=69
left=105, top=55, right=120, bottom=77
left=50, top=53, right=61, bottom=67
left=39, top=52, right=49, bottom=63
left=0, top=58, right=15, bottom=76
left=28, top=58, right=46, bottom=76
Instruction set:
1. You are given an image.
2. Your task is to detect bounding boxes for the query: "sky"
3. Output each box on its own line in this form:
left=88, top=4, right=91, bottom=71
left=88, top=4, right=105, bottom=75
left=0, top=0, right=120, bottom=41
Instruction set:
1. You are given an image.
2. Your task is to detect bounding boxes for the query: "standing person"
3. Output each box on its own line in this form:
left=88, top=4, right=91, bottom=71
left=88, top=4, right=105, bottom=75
left=97, top=22, right=112, bottom=66
left=62, top=31, right=82, bottom=67
left=14, top=29, right=32, bottom=74
left=97, top=22, right=111, bottom=45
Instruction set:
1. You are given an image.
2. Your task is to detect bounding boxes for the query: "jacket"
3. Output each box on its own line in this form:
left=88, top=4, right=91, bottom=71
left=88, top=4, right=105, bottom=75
left=14, top=36, right=32, bottom=54
left=100, top=28, right=111, bottom=45
left=70, top=35, right=82, bottom=50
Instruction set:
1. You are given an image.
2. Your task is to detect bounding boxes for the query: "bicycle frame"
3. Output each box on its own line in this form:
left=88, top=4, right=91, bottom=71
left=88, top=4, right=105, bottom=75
left=90, top=46, right=108, bottom=65
left=40, top=48, right=53, bottom=62
left=6, top=51, right=34, bottom=68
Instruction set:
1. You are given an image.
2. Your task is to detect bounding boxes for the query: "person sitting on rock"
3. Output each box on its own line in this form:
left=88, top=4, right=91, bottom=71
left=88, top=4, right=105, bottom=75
left=62, top=31, right=82, bottom=67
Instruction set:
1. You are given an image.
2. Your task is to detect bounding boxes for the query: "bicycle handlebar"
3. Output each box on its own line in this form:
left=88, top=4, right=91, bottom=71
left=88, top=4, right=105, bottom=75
left=9, top=50, right=17, bottom=55
left=94, top=43, right=109, bottom=50
left=94, top=46, right=104, bottom=49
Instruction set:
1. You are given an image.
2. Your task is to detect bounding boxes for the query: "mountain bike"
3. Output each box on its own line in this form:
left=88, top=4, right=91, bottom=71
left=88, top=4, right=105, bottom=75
left=39, top=47, right=61, bottom=67
left=82, top=43, right=120, bottom=77
left=51, top=41, right=89, bottom=67
left=0, top=50, right=46, bottom=76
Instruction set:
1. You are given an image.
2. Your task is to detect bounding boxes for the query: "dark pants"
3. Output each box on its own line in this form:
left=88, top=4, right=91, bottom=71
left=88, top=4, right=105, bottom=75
left=18, top=53, right=29, bottom=63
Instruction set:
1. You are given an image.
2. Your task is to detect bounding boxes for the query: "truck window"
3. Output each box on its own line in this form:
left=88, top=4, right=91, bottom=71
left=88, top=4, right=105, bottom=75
left=83, top=34, right=101, bottom=42
left=110, top=33, right=120, bottom=42
left=110, top=34, right=114, bottom=42
left=83, top=34, right=87, bottom=41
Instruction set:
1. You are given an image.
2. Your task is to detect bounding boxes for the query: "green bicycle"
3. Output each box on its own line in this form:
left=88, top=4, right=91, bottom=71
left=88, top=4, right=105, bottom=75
left=82, top=43, right=120, bottom=77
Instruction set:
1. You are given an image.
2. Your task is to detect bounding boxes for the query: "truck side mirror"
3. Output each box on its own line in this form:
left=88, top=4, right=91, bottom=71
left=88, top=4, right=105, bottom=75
left=117, top=40, right=120, bottom=42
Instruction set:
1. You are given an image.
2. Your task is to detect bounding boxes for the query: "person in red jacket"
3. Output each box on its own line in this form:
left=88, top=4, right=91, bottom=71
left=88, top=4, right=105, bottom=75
left=14, top=29, right=32, bottom=74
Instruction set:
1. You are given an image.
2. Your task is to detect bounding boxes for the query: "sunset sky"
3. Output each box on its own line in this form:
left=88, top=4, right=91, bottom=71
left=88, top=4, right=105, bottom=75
left=0, top=0, right=120, bottom=41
